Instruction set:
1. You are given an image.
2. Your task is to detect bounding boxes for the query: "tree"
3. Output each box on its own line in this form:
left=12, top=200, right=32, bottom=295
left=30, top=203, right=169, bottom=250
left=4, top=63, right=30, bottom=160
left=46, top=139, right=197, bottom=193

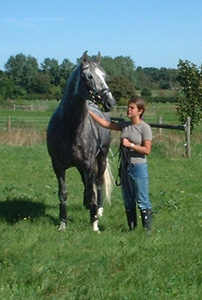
left=40, top=58, right=60, bottom=85
left=113, top=56, right=136, bottom=85
left=4, top=53, right=27, bottom=83
left=59, top=59, right=75, bottom=93
left=101, top=55, right=136, bottom=85
left=0, top=76, right=15, bottom=99
left=176, top=60, right=202, bottom=132
left=135, top=66, right=179, bottom=90
left=32, top=73, right=51, bottom=94
left=60, top=59, right=75, bottom=79
left=4, top=53, right=39, bottom=93
left=0, top=71, right=26, bottom=99
left=100, top=56, right=115, bottom=77
left=108, top=76, right=136, bottom=104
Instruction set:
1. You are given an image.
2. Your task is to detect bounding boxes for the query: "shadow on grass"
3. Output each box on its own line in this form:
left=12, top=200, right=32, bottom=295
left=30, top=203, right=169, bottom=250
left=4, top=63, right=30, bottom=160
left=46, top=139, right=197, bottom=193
left=0, top=197, right=103, bottom=230
left=0, top=197, right=56, bottom=225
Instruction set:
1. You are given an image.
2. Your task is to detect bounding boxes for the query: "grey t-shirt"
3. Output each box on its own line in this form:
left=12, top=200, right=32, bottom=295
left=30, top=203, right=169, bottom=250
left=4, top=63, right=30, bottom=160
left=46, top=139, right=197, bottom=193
left=119, top=120, right=152, bottom=164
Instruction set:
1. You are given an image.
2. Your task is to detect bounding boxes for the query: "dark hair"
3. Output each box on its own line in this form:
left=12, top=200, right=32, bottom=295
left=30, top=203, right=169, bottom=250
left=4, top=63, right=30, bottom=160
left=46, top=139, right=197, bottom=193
left=128, top=97, right=145, bottom=118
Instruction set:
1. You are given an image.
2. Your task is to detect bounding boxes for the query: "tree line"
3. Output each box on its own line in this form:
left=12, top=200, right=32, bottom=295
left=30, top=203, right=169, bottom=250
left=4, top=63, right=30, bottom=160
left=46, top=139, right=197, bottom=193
left=0, top=53, right=180, bottom=103
left=0, top=53, right=201, bottom=131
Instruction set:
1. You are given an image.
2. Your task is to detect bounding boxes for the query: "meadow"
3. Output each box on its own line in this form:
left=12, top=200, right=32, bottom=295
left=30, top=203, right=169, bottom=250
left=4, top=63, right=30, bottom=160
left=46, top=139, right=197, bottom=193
left=0, top=101, right=201, bottom=299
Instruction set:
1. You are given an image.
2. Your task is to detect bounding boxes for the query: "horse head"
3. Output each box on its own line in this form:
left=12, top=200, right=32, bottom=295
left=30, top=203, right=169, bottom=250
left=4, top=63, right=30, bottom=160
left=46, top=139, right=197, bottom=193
left=80, top=51, right=115, bottom=112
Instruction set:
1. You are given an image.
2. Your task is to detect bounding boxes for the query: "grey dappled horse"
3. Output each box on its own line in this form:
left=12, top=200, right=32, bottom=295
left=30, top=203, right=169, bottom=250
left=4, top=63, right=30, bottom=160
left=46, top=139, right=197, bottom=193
left=47, top=51, right=115, bottom=232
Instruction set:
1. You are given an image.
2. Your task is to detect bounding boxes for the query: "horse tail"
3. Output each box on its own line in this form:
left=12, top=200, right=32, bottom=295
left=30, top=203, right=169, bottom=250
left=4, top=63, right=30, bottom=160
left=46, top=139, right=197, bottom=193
left=103, top=157, right=115, bottom=204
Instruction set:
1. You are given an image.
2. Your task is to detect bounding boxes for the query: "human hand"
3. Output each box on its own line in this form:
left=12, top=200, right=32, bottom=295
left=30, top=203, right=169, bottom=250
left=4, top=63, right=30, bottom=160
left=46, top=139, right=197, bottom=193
left=122, top=138, right=130, bottom=148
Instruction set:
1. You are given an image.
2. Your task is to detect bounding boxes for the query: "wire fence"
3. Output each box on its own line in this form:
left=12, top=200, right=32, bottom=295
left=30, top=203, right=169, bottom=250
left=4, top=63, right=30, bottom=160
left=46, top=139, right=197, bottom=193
left=0, top=116, right=49, bottom=132
left=0, top=113, right=191, bottom=158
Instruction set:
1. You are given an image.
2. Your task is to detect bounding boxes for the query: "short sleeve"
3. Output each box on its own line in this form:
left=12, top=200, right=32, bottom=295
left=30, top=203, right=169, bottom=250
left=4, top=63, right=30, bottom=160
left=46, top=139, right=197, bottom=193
left=142, top=123, right=152, bottom=141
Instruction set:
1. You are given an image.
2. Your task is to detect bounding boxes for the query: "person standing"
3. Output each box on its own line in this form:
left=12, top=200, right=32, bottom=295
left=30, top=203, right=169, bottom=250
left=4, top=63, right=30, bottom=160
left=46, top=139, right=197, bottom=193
left=89, top=97, right=152, bottom=232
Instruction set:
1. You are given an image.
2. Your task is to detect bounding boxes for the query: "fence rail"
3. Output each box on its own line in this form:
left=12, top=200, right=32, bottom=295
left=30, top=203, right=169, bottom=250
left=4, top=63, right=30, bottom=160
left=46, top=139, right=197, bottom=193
left=0, top=116, right=49, bottom=132
left=0, top=115, right=191, bottom=158
left=13, top=104, right=34, bottom=110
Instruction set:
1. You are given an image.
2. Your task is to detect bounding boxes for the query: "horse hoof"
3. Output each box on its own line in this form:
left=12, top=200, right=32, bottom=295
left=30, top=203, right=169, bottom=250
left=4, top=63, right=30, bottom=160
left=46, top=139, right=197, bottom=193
left=97, top=207, right=104, bottom=217
left=93, top=220, right=100, bottom=233
left=58, top=221, right=66, bottom=231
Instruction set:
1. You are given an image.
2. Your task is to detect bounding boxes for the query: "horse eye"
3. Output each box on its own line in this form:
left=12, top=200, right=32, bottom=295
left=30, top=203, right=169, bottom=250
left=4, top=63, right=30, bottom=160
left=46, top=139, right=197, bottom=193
left=88, top=75, right=93, bottom=80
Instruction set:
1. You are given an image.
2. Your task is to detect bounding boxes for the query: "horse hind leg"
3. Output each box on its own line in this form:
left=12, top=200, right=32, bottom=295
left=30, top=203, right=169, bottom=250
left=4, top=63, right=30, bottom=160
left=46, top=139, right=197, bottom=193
left=53, top=166, right=67, bottom=231
left=89, top=187, right=100, bottom=233
left=97, top=189, right=104, bottom=217
left=96, top=154, right=108, bottom=218
left=92, top=182, right=103, bottom=217
left=81, top=170, right=100, bottom=233
left=89, top=202, right=100, bottom=233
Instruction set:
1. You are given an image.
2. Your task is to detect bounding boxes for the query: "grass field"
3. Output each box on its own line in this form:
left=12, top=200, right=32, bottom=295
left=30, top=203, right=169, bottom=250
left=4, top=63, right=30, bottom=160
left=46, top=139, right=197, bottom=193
left=0, top=102, right=201, bottom=299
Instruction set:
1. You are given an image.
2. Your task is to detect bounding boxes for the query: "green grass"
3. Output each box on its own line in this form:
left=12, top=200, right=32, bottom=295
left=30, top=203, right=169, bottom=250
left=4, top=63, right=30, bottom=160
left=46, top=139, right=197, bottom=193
left=151, top=89, right=179, bottom=97
left=0, top=101, right=201, bottom=299
left=0, top=140, right=201, bottom=299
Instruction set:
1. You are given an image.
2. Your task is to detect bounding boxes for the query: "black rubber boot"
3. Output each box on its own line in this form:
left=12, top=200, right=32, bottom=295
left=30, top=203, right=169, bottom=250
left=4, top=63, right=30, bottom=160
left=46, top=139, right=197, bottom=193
left=141, top=209, right=152, bottom=232
left=125, top=209, right=137, bottom=231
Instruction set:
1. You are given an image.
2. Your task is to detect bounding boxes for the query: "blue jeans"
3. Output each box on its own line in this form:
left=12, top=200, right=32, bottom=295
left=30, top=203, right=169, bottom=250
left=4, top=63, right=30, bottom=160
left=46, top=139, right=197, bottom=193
left=121, top=163, right=152, bottom=211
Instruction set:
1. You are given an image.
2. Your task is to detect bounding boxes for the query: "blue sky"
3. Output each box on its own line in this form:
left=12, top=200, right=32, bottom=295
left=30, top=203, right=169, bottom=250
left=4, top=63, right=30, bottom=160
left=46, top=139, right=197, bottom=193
left=0, top=0, right=201, bottom=70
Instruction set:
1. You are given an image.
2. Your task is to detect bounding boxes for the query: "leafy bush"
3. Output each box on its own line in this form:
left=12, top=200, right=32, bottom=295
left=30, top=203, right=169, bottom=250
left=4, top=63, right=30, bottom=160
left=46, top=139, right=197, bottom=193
left=176, top=60, right=202, bottom=132
left=141, top=87, right=152, bottom=97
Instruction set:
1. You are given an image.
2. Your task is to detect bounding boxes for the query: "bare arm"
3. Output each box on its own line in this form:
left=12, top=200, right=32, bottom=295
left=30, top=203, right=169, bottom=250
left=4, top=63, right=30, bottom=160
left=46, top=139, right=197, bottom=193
left=89, top=110, right=121, bottom=131
left=122, top=138, right=152, bottom=155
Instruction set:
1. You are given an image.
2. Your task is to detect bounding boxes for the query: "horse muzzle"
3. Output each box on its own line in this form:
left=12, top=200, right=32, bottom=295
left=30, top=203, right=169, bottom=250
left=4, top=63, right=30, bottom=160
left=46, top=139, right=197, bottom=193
left=102, top=90, right=116, bottom=112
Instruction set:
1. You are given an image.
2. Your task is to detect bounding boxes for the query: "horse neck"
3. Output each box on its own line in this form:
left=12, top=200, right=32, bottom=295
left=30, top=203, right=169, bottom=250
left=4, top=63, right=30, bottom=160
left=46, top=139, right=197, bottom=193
left=58, top=65, right=90, bottom=134
left=59, top=89, right=88, bottom=130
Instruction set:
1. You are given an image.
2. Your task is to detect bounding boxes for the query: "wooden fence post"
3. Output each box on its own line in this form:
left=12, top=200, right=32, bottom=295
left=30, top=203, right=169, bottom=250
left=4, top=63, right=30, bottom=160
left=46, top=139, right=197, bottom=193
left=7, top=116, right=11, bottom=133
left=185, top=117, right=191, bottom=158
left=158, top=116, right=162, bottom=135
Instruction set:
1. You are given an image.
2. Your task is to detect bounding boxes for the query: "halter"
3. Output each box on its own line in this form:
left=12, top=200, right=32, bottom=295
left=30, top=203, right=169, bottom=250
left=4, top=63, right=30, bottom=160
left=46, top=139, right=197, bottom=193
left=80, top=67, right=111, bottom=107
left=89, top=87, right=111, bottom=105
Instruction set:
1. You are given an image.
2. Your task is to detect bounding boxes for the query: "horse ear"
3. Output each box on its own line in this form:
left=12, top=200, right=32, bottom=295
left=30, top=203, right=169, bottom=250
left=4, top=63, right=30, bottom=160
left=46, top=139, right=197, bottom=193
left=81, top=51, right=88, bottom=63
left=96, top=52, right=101, bottom=64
